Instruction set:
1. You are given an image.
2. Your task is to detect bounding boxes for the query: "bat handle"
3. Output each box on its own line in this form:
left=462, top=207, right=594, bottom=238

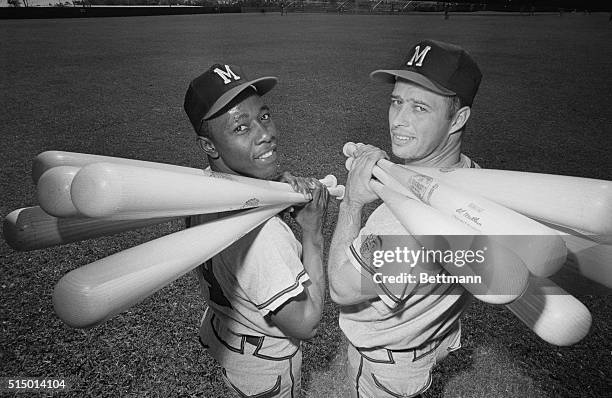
left=328, top=185, right=345, bottom=200
left=343, top=141, right=360, bottom=157
left=317, top=175, right=343, bottom=199
left=344, top=142, right=394, bottom=172
left=319, top=174, right=338, bottom=188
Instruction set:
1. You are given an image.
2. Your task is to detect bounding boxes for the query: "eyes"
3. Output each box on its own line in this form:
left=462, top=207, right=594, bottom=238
left=390, top=97, right=428, bottom=113
left=233, top=112, right=272, bottom=134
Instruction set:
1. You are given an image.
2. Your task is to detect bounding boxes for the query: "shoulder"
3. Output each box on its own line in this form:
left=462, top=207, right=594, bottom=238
left=223, top=215, right=298, bottom=258
left=259, top=215, right=295, bottom=237
left=252, top=216, right=300, bottom=251
left=458, top=154, right=481, bottom=169
left=362, top=204, right=409, bottom=235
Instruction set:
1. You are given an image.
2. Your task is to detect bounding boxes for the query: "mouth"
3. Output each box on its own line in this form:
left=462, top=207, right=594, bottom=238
left=254, top=147, right=277, bottom=162
left=392, top=134, right=416, bottom=144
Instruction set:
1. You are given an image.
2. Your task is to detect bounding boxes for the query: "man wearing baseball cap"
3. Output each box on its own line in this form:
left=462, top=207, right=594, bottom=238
left=329, top=40, right=482, bottom=397
left=184, top=63, right=329, bottom=397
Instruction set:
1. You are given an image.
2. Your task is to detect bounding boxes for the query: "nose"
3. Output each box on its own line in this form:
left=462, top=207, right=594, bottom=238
left=389, top=105, right=409, bottom=129
left=254, top=120, right=275, bottom=144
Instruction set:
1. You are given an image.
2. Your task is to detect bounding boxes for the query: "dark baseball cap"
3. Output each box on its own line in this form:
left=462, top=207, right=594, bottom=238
left=370, top=39, right=482, bottom=106
left=184, top=63, right=277, bottom=134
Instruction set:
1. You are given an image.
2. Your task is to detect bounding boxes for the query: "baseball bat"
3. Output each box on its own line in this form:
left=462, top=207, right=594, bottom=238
left=7, top=171, right=339, bottom=251
left=551, top=227, right=612, bottom=290
left=3, top=206, right=175, bottom=251
left=53, top=205, right=286, bottom=329
left=370, top=180, right=529, bottom=304
left=33, top=151, right=342, bottom=197
left=32, top=150, right=203, bottom=184
left=344, top=144, right=567, bottom=277
left=37, top=162, right=342, bottom=221
left=36, top=166, right=81, bottom=218
left=343, top=143, right=612, bottom=241
left=69, top=163, right=343, bottom=220
left=506, top=276, right=592, bottom=346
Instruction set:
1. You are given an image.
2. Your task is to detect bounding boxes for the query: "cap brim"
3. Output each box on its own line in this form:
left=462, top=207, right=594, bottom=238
left=370, top=70, right=455, bottom=97
left=203, top=76, right=278, bottom=120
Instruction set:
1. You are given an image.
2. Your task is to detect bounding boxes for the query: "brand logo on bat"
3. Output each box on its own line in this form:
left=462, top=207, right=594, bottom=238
left=243, top=198, right=260, bottom=208
left=213, top=65, right=241, bottom=84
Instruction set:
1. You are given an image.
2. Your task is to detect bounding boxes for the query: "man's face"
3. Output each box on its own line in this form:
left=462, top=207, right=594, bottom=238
left=207, top=93, right=279, bottom=179
left=388, top=79, right=453, bottom=162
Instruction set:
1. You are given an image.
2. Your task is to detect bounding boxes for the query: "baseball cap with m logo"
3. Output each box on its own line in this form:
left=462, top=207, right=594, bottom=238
left=370, top=39, right=482, bottom=106
left=184, top=63, right=277, bottom=135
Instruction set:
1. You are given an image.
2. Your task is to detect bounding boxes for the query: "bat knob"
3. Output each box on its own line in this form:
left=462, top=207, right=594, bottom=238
left=36, top=166, right=81, bottom=218
left=345, top=157, right=354, bottom=171
left=319, top=174, right=338, bottom=188
left=330, top=185, right=345, bottom=200
left=343, top=142, right=358, bottom=157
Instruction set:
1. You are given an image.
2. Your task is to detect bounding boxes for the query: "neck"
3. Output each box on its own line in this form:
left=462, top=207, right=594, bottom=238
left=407, top=134, right=462, bottom=168
left=208, top=156, right=239, bottom=176
left=208, top=156, right=279, bottom=180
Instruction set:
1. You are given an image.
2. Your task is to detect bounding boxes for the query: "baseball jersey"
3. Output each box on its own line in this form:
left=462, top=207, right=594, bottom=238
left=190, top=212, right=308, bottom=338
left=339, top=154, right=479, bottom=350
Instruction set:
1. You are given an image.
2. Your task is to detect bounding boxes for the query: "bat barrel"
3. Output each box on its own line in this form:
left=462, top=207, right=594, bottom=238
left=53, top=205, right=285, bottom=328
left=70, top=163, right=309, bottom=220
left=506, top=277, right=592, bottom=346
left=36, top=166, right=81, bottom=218
left=370, top=181, right=530, bottom=305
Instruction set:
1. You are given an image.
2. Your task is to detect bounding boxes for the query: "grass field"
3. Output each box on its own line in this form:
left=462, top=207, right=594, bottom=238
left=1, top=11, right=611, bottom=398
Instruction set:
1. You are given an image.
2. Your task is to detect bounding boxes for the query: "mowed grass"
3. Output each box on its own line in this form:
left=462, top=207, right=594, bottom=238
left=1, top=11, right=611, bottom=398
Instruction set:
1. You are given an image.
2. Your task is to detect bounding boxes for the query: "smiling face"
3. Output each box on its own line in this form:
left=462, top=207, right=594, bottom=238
left=202, top=89, right=279, bottom=180
left=388, top=79, right=456, bottom=163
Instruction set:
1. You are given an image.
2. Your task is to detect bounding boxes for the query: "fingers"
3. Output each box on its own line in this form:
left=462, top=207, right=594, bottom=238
left=312, top=180, right=330, bottom=209
left=351, top=144, right=389, bottom=161
left=280, top=172, right=314, bottom=199
left=350, top=148, right=386, bottom=181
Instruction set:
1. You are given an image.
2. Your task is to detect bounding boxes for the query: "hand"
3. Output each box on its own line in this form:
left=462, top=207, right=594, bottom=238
left=344, top=145, right=389, bottom=208
left=278, top=171, right=314, bottom=200
left=292, top=180, right=329, bottom=235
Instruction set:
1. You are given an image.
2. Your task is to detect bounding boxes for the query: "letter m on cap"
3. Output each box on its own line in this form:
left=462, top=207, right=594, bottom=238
left=406, top=45, right=432, bottom=67
left=213, top=65, right=241, bottom=84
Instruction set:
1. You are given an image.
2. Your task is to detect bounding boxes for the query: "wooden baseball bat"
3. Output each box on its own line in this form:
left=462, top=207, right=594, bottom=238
left=550, top=227, right=612, bottom=290
left=370, top=180, right=529, bottom=304
left=36, top=162, right=342, bottom=221
left=53, top=205, right=286, bottom=329
left=506, top=276, right=592, bottom=346
left=33, top=150, right=342, bottom=196
left=3, top=206, right=175, bottom=251
left=402, top=166, right=612, bottom=242
left=343, top=143, right=612, bottom=241
left=36, top=166, right=81, bottom=218
left=69, top=163, right=343, bottom=220
left=344, top=144, right=567, bottom=277
left=32, top=150, right=203, bottom=184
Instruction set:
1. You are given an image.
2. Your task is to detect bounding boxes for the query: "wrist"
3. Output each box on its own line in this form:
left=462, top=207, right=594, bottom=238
left=340, top=199, right=364, bottom=212
left=302, top=230, right=324, bottom=246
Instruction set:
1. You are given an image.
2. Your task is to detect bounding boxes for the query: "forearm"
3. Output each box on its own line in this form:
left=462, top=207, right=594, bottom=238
left=328, top=200, right=364, bottom=302
left=300, top=231, right=325, bottom=317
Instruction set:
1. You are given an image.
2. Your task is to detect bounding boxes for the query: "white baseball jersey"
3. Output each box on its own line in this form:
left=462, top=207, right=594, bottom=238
left=339, top=154, right=479, bottom=350
left=191, top=213, right=308, bottom=338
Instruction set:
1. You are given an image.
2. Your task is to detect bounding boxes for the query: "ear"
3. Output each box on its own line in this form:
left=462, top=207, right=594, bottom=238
left=197, top=136, right=219, bottom=159
left=449, top=106, right=471, bottom=135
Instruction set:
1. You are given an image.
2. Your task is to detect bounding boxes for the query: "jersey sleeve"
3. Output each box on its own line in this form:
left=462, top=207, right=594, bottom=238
left=346, top=205, right=422, bottom=309
left=224, top=217, right=309, bottom=315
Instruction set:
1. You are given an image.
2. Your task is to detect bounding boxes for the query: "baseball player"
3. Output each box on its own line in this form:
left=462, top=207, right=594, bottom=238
left=328, top=39, right=483, bottom=397
left=183, top=63, right=329, bottom=397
